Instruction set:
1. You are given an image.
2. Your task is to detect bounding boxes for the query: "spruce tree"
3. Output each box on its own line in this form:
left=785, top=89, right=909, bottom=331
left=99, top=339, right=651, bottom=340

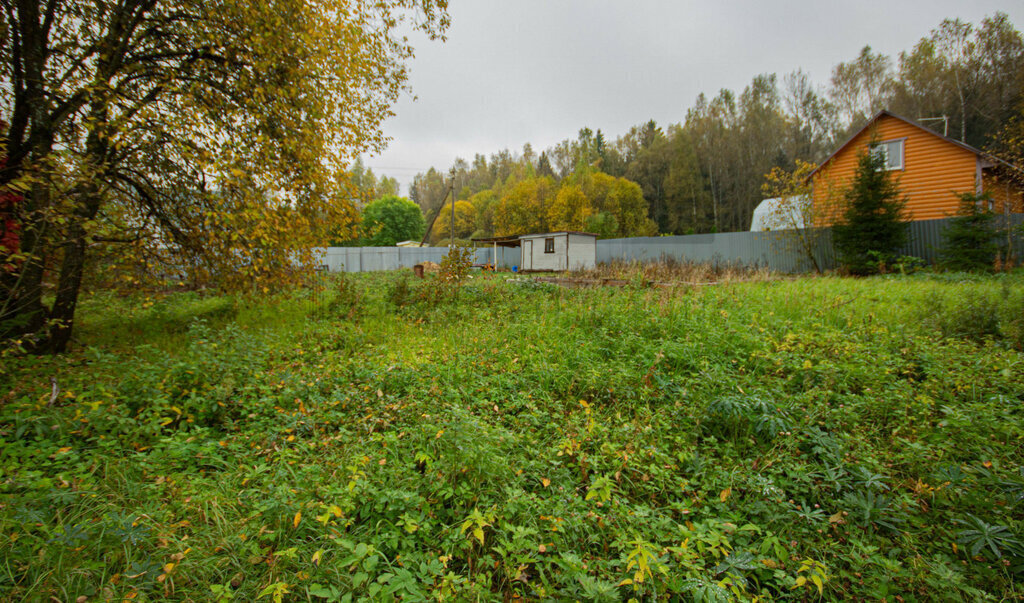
left=940, top=192, right=998, bottom=272
left=832, top=146, right=908, bottom=275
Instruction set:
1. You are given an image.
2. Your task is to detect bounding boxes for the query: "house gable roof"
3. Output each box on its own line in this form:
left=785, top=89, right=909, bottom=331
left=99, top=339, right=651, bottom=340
left=806, top=110, right=989, bottom=182
left=807, top=109, right=1024, bottom=184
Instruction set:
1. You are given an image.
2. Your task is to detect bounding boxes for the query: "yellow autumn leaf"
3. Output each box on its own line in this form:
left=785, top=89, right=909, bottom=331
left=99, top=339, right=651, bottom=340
left=719, top=487, right=731, bottom=502
left=472, top=527, right=485, bottom=545
left=293, top=511, right=301, bottom=528
left=329, top=505, right=343, bottom=518
left=312, top=550, right=323, bottom=566
left=541, top=478, right=551, bottom=487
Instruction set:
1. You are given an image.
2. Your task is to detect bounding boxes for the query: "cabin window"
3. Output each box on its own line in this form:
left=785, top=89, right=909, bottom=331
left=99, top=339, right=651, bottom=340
left=544, top=238, right=555, bottom=253
left=871, top=139, right=904, bottom=171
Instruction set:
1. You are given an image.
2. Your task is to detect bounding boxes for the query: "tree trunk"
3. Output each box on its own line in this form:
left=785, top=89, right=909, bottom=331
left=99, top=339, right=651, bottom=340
left=46, top=95, right=111, bottom=353
left=1, top=0, right=56, bottom=349
left=46, top=222, right=88, bottom=353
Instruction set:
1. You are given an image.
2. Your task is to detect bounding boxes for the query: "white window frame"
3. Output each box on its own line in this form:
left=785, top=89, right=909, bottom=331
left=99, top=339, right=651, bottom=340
left=871, top=139, right=905, bottom=171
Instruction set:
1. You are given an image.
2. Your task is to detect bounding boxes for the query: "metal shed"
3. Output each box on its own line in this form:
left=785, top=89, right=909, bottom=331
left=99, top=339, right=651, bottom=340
left=517, top=231, right=597, bottom=271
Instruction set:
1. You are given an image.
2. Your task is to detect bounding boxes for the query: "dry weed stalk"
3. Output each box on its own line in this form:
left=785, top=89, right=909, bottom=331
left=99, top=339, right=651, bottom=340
left=577, top=259, right=773, bottom=284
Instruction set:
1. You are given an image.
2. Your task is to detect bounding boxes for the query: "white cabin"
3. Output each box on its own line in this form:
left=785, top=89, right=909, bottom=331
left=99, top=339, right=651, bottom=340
left=518, top=232, right=597, bottom=271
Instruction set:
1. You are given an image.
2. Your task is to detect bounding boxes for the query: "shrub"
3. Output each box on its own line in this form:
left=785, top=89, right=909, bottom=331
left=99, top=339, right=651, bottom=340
left=388, top=274, right=413, bottom=307
left=326, top=272, right=362, bottom=318
left=420, top=243, right=475, bottom=304
left=940, top=193, right=998, bottom=272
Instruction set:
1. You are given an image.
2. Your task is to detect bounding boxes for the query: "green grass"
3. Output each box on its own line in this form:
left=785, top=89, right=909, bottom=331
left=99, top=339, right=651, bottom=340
left=2, top=270, right=1024, bottom=601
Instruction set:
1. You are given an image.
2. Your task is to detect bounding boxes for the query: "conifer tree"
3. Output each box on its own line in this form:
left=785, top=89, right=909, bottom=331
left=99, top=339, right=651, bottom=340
left=940, top=192, right=998, bottom=271
left=832, top=145, right=908, bottom=274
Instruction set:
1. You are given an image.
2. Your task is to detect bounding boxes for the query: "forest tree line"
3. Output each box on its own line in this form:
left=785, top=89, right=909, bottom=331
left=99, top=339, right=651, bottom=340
left=348, top=13, right=1024, bottom=244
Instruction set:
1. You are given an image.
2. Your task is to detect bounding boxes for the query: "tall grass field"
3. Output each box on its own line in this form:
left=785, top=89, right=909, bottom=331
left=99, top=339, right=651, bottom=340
left=2, top=269, right=1024, bottom=601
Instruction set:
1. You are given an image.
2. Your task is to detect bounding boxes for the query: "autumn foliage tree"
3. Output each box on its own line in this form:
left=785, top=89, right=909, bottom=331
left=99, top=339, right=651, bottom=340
left=547, top=185, right=592, bottom=231
left=430, top=200, right=476, bottom=243
left=493, top=177, right=556, bottom=236
left=760, top=159, right=825, bottom=273
left=0, top=0, right=449, bottom=352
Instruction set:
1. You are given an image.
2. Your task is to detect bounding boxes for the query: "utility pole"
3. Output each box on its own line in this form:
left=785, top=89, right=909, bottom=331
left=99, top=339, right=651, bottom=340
left=418, top=174, right=456, bottom=248
left=449, top=168, right=457, bottom=249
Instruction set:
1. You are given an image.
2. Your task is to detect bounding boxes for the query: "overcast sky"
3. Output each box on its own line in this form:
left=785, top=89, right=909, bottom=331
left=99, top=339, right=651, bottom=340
left=367, top=1, right=1024, bottom=194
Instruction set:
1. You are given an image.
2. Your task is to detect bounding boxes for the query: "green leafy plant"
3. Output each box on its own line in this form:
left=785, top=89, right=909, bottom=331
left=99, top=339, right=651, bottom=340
left=954, top=515, right=1024, bottom=560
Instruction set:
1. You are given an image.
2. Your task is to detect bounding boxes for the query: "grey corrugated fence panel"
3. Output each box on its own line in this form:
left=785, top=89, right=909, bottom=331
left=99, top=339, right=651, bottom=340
left=902, top=219, right=946, bottom=260
left=897, top=215, right=1024, bottom=263
left=314, top=245, right=522, bottom=273
left=596, top=230, right=835, bottom=273
left=595, top=215, right=1022, bottom=273
left=313, top=216, right=1022, bottom=274
left=316, top=247, right=449, bottom=272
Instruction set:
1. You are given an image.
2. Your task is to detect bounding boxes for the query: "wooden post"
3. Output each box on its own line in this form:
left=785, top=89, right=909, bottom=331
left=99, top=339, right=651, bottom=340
left=419, top=178, right=455, bottom=248
left=449, top=169, right=456, bottom=249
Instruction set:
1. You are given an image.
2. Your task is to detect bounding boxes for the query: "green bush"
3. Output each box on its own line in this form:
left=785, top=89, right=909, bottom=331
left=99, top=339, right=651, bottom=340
left=940, top=192, right=999, bottom=272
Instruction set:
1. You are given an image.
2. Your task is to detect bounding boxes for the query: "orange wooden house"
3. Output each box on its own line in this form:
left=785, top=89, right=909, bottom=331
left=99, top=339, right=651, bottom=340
left=808, top=110, right=1024, bottom=224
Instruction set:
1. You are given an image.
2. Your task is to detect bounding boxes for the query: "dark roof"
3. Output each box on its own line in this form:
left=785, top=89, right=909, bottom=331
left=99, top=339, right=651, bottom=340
left=807, top=109, right=1023, bottom=181
left=470, top=234, right=521, bottom=247
left=471, top=231, right=598, bottom=247
left=517, top=231, right=599, bottom=238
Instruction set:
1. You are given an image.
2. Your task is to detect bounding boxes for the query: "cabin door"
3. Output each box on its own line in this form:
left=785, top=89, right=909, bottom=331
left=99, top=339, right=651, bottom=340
left=522, top=240, right=532, bottom=270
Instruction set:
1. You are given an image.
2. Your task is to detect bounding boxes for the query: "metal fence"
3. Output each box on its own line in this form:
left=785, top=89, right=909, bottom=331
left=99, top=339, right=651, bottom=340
left=315, top=245, right=522, bottom=272
left=596, top=230, right=833, bottom=272
left=317, top=215, right=1023, bottom=274
left=596, top=215, right=1023, bottom=272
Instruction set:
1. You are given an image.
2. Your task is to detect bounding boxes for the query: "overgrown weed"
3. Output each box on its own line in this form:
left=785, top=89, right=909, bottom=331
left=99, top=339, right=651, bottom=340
left=2, top=270, right=1023, bottom=600
left=577, top=258, right=774, bottom=284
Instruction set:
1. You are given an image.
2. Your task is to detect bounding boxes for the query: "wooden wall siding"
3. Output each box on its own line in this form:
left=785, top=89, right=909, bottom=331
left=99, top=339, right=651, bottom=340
left=983, top=173, right=1024, bottom=215
left=812, top=114, right=978, bottom=224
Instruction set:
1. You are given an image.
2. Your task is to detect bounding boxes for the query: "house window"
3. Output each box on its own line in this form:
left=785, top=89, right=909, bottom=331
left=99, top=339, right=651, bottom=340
left=544, top=238, right=555, bottom=253
left=871, top=139, right=904, bottom=171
